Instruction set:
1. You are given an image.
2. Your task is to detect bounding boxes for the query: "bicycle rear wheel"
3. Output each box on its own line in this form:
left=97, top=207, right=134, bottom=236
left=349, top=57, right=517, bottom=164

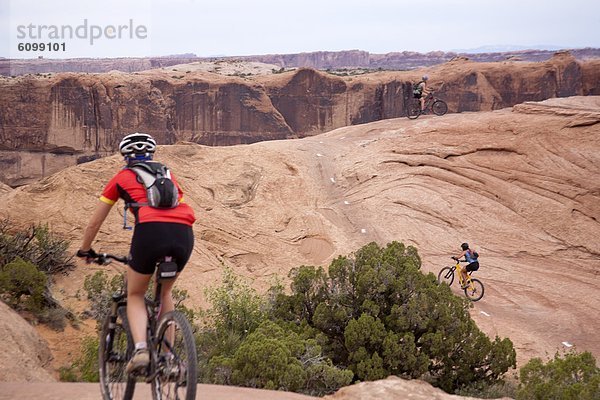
left=99, top=306, right=136, bottom=400
left=464, top=278, right=484, bottom=301
left=407, top=101, right=422, bottom=119
left=152, top=310, right=198, bottom=400
left=432, top=100, right=448, bottom=116
left=437, top=267, right=455, bottom=286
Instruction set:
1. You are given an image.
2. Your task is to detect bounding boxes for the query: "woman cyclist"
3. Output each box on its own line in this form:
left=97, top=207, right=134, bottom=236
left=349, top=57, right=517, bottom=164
left=416, top=75, right=430, bottom=112
left=77, top=132, right=196, bottom=375
left=453, top=242, right=479, bottom=288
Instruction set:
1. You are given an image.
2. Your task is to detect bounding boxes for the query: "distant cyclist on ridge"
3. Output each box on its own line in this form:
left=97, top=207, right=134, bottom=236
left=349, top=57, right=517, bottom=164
left=413, top=75, right=430, bottom=112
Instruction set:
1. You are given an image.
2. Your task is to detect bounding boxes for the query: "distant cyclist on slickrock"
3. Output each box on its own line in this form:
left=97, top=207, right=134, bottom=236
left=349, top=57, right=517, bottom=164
left=77, top=132, right=196, bottom=375
left=453, top=242, right=480, bottom=288
left=413, top=75, right=430, bottom=112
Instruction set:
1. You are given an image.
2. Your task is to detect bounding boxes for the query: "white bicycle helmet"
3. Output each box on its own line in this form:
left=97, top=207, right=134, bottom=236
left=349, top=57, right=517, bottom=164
left=119, top=133, right=156, bottom=157
left=422, top=75, right=429, bottom=81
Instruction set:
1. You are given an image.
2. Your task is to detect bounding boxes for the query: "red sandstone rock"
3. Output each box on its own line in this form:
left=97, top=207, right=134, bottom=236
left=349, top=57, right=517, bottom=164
left=0, top=53, right=598, bottom=187
left=0, top=96, right=598, bottom=399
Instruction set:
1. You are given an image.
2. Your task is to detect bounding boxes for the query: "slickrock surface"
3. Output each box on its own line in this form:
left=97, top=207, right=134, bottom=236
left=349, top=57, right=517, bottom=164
left=0, top=96, right=598, bottom=399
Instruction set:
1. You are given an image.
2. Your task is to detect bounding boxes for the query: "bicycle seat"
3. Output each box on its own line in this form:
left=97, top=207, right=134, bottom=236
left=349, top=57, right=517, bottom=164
left=157, top=259, right=178, bottom=281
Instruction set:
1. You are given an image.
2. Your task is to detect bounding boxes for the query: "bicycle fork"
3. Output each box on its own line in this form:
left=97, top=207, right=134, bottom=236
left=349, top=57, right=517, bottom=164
left=105, top=293, right=126, bottom=361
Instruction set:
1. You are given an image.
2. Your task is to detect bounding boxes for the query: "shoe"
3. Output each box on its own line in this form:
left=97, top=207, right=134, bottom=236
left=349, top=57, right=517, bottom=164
left=126, top=348, right=149, bottom=375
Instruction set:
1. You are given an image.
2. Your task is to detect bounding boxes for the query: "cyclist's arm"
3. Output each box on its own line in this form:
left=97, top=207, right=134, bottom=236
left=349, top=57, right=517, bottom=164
left=454, top=250, right=466, bottom=260
left=80, top=200, right=113, bottom=252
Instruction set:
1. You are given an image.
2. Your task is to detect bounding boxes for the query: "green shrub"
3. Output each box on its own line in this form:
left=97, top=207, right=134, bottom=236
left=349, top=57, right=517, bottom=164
left=0, top=220, right=75, bottom=328
left=0, top=220, right=75, bottom=275
left=197, top=242, right=515, bottom=396
left=83, top=270, right=124, bottom=327
left=38, top=307, right=69, bottom=331
left=203, top=267, right=267, bottom=336
left=272, top=241, right=516, bottom=393
left=58, top=366, right=78, bottom=382
left=0, top=256, right=47, bottom=313
left=196, top=267, right=267, bottom=382
left=173, top=287, right=196, bottom=324
left=59, top=335, right=100, bottom=382
left=517, top=351, right=600, bottom=400
left=456, top=379, right=517, bottom=399
left=207, top=320, right=353, bottom=395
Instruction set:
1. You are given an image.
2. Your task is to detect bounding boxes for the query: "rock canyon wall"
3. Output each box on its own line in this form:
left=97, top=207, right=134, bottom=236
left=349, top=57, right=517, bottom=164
left=0, top=52, right=598, bottom=186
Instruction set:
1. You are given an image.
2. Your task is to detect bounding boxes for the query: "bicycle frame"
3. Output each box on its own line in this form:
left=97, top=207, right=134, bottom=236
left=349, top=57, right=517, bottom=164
left=454, top=260, right=475, bottom=288
left=144, top=259, right=178, bottom=382
left=103, top=259, right=168, bottom=382
left=97, top=253, right=197, bottom=400
left=437, top=259, right=484, bottom=301
left=423, top=93, right=435, bottom=108
left=406, top=91, right=447, bottom=119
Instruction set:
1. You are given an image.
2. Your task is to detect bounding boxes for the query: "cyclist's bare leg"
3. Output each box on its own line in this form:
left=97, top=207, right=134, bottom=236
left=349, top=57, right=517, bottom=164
left=461, top=269, right=469, bottom=287
left=127, top=268, right=153, bottom=345
left=420, top=96, right=425, bottom=111
left=158, top=275, right=177, bottom=318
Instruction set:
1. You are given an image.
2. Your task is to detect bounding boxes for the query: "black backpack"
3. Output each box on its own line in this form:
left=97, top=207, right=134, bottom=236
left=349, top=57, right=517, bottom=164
left=412, top=81, right=423, bottom=98
left=126, top=161, right=179, bottom=209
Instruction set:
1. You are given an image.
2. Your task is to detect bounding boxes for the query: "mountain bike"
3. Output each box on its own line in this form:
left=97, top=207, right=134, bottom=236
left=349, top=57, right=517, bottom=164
left=407, top=92, right=448, bottom=119
left=93, top=253, right=197, bottom=400
left=437, top=257, right=485, bottom=301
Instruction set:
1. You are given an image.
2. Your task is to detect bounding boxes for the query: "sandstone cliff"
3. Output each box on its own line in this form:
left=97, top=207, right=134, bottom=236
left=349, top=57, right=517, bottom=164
left=1, top=53, right=599, bottom=186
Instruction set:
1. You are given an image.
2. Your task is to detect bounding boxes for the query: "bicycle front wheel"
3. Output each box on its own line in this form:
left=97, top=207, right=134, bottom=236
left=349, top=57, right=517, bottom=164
left=437, top=267, right=455, bottom=286
left=152, top=310, right=198, bottom=400
left=432, top=100, right=448, bottom=116
left=464, top=278, right=485, bottom=301
left=407, top=101, right=422, bottom=119
left=99, top=306, right=136, bottom=400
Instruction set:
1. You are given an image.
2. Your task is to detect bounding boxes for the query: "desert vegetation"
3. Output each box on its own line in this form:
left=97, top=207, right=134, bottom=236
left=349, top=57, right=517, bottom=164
left=67, top=241, right=525, bottom=396
left=516, top=351, right=600, bottom=400
left=3, top=220, right=597, bottom=398
left=0, top=219, right=75, bottom=329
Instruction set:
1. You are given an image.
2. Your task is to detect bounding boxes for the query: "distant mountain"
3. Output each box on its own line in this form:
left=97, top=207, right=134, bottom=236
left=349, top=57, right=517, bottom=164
left=154, top=53, right=198, bottom=58
left=2, top=48, right=600, bottom=76
left=452, top=44, right=567, bottom=53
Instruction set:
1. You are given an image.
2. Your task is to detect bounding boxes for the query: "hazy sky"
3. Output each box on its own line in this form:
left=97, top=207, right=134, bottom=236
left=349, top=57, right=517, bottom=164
left=2, top=0, right=599, bottom=59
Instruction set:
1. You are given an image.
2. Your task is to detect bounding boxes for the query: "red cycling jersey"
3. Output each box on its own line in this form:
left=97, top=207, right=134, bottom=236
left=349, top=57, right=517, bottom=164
left=100, top=167, right=196, bottom=226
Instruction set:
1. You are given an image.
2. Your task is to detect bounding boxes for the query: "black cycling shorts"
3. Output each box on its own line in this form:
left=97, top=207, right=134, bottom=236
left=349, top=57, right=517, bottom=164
left=129, top=222, right=194, bottom=275
left=466, top=261, right=479, bottom=273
